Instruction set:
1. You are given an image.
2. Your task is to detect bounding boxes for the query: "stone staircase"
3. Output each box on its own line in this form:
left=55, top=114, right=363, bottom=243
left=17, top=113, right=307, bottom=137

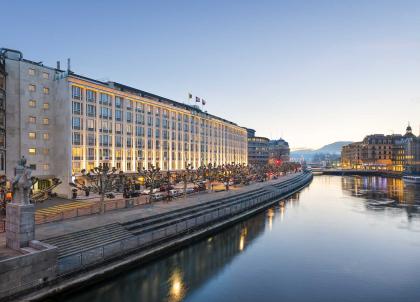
left=43, top=223, right=134, bottom=258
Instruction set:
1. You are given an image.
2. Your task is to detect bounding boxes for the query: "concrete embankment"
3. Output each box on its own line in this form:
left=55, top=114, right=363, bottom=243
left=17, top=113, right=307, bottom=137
left=3, top=172, right=312, bottom=302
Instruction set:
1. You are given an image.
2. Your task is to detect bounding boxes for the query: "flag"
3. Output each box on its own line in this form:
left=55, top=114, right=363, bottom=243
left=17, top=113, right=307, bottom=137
left=188, top=93, right=192, bottom=99
left=195, top=96, right=200, bottom=102
left=202, top=99, right=206, bottom=105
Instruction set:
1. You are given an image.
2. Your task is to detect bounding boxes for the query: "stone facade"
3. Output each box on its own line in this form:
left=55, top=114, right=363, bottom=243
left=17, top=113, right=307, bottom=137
left=5, top=203, right=35, bottom=250
left=341, top=125, right=419, bottom=172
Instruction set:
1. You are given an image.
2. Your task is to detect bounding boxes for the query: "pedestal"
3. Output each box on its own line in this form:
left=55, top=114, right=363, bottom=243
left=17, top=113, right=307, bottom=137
left=5, top=203, right=35, bottom=250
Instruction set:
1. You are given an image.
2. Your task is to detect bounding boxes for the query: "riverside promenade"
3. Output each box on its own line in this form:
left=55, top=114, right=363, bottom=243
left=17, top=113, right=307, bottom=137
left=0, top=172, right=312, bottom=302
left=35, top=172, right=300, bottom=241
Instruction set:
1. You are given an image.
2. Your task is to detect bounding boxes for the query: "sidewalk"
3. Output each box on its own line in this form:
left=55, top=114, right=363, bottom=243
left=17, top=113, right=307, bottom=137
left=1, top=173, right=300, bottom=244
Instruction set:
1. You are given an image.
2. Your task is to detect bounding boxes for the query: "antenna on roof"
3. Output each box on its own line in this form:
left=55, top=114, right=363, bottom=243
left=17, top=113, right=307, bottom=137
left=67, top=58, right=71, bottom=72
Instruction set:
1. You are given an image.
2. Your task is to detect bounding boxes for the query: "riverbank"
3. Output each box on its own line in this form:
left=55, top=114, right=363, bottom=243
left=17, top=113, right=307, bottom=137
left=1, top=172, right=312, bottom=302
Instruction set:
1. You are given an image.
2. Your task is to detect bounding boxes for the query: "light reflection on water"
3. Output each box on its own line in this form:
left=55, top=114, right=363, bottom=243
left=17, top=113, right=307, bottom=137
left=58, top=176, right=420, bottom=302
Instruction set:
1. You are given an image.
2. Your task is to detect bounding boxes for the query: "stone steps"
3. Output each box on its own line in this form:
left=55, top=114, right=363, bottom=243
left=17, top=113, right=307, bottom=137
left=43, top=223, right=133, bottom=257
left=123, top=189, right=267, bottom=231
left=126, top=191, right=270, bottom=236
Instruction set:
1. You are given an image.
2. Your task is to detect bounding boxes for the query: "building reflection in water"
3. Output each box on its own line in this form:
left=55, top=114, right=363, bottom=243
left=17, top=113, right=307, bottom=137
left=341, top=175, right=420, bottom=219
left=59, top=193, right=300, bottom=302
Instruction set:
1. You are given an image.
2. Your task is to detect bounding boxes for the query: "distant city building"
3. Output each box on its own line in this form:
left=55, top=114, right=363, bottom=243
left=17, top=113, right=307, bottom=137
left=246, top=129, right=269, bottom=166
left=1, top=48, right=248, bottom=197
left=341, top=125, right=419, bottom=174
left=268, top=138, right=290, bottom=164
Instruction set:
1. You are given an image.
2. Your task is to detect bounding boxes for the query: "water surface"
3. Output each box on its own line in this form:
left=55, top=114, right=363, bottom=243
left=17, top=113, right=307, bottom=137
left=60, top=176, right=420, bottom=302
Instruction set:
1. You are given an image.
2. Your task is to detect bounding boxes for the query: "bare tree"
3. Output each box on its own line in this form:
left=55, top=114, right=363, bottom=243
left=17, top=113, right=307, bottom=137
left=138, top=164, right=161, bottom=203
left=75, top=164, right=119, bottom=214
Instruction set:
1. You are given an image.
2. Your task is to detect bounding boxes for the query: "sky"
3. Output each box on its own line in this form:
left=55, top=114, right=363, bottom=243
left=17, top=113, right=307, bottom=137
left=2, top=0, right=420, bottom=150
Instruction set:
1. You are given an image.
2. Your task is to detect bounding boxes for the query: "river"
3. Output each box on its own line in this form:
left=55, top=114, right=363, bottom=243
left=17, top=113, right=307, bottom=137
left=58, top=175, right=420, bottom=302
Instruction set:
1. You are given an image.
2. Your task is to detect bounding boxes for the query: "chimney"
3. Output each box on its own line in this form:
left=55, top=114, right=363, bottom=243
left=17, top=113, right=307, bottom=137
left=56, top=61, right=60, bottom=70
left=67, top=58, right=71, bottom=72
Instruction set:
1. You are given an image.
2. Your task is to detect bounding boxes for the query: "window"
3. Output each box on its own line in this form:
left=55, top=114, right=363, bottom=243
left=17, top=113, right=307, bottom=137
left=72, top=102, right=82, bottom=115
left=43, top=118, right=49, bottom=125
left=43, top=102, right=49, bottom=110
left=72, top=86, right=82, bottom=100
left=42, top=72, right=49, bottom=79
left=126, top=111, right=132, bottom=122
left=43, top=133, right=49, bottom=140
left=72, top=132, right=82, bottom=145
left=72, top=147, right=82, bottom=160
left=87, top=134, right=96, bottom=146
left=87, top=148, right=95, bottom=160
left=28, top=148, right=36, bottom=155
left=115, top=110, right=122, bottom=121
left=29, top=116, right=36, bottom=124
left=43, top=87, right=49, bottom=95
left=87, top=119, right=95, bottom=131
left=87, top=90, right=96, bottom=102
left=72, top=117, right=82, bottom=130
left=115, top=123, right=122, bottom=134
left=126, top=99, right=133, bottom=110
left=28, top=132, right=36, bottom=139
left=86, top=104, right=96, bottom=117
left=43, top=148, right=49, bottom=155
left=28, top=68, right=35, bottom=76
left=115, top=96, right=123, bottom=108
left=29, top=164, right=36, bottom=170
left=100, top=93, right=111, bottom=105
left=28, top=84, right=36, bottom=92
left=29, top=100, right=36, bottom=108
left=43, top=164, right=49, bottom=170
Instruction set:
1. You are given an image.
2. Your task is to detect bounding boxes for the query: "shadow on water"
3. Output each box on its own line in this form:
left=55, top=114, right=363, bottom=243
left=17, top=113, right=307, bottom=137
left=56, top=194, right=300, bottom=302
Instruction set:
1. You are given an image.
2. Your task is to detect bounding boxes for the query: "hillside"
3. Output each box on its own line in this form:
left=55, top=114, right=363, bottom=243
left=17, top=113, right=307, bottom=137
left=291, top=141, right=352, bottom=161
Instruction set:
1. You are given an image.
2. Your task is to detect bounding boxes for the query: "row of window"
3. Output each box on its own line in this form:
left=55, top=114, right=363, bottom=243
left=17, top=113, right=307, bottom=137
left=28, top=68, right=50, bottom=79
left=28, top=99, right=49, bottom=109
left=28, top=84, right=49, bottom=94
left=28, top=116, right=49, bottom=125
left=28, top=132, right=50, bottom=140
left=28, top=147, right=49, bottom=155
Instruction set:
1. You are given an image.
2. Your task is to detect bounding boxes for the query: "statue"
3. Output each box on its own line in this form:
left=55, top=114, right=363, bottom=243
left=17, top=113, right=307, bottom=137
left=12, top=156, right=34, bottom=205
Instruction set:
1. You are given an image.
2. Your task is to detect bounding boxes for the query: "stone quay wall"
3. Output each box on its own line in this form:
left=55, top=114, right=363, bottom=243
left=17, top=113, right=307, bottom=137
left=0, top=241, right=57, bottom=300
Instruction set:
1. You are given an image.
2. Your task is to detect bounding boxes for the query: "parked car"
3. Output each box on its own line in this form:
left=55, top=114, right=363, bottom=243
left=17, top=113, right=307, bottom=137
left=169, top=189, right=179, bottom=197
left=150, top=192, right=165, bottom=201
left=186, top=187, right=195, bottom=194
left=141, top=188, right=159, bottom=195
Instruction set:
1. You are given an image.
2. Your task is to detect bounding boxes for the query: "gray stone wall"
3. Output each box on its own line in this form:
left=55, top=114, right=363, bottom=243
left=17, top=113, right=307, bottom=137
left=0, top=241, right=58, bottom=300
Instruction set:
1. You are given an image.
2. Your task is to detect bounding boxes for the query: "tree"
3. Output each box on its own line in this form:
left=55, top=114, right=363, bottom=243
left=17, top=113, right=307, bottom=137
left=77, top=164, right=119, bottom=214
left=138, top=164, right=161, bottom=202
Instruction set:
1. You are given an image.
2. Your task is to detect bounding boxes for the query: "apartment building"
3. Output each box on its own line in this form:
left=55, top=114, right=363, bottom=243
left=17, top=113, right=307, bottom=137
left=1, top=49, right=248, bottom=197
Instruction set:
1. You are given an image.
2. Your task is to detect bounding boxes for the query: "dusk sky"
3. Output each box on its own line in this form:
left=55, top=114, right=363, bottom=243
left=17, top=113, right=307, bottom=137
left=2, top=0, right=420, bottom=149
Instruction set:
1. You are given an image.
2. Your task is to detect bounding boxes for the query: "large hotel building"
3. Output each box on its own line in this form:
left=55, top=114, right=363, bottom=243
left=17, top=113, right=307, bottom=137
left=1, top=49, right=248, bottom=196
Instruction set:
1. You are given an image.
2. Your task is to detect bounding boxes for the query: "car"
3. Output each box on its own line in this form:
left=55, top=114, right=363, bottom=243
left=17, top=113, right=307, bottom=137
left=168, top=189, right=179, bottom=197
left=186, top=188, right=195, bottom=194
left=150, top=192, right=165, bottom=201
left=141, top=188, right=159, bottom=195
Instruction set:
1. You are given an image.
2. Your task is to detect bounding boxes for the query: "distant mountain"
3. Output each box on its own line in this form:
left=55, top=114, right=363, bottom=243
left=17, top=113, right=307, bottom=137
left=315, top=141, right=353, bottom=154
left=291, top=141, right=353, bottom=161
